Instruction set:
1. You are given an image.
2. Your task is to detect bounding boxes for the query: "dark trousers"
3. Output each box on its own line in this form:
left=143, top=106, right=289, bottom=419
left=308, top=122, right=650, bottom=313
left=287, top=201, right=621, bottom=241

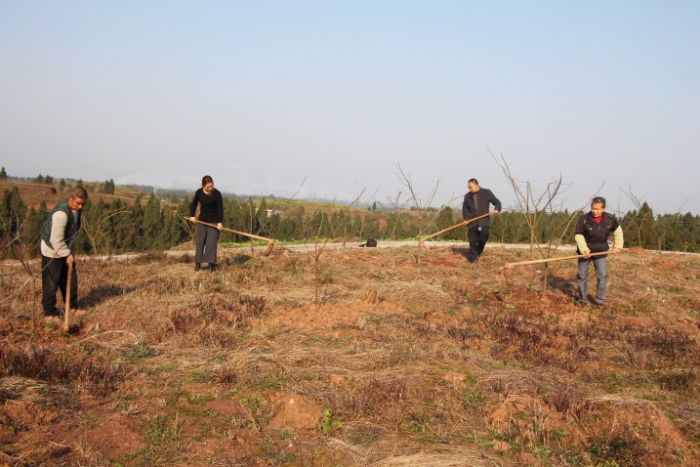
left=41, top=255, right=77, bottom=315
left=467, top=226, right=490, bottom=262
left=195, top=223, right=220, bottom=264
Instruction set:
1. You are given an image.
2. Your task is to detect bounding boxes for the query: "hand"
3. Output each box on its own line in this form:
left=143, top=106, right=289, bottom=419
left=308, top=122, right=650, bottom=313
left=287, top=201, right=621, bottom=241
left=189, top=216, right=196, bottom=223
left=492, top=209, right=500, bottom=215
left=66, top=255, right=75, bottom=266
left=583, top=250, right=591, bottom=259
left=612, top=248, right=621, bottom=256
left=217, top=223, right=223, bottom=231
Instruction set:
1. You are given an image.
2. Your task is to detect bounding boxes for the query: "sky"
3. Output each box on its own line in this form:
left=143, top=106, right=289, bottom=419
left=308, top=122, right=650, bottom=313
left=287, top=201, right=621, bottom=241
left=1, top=1, right=699, bottom=214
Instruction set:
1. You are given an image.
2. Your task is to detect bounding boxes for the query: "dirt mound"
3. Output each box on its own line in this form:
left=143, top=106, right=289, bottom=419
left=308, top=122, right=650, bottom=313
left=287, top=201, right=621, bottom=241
left=85, top=415, right=144, bottom=460
left=268, top=392, right=322, bottom=430
left=584, top=396, right=697, bottom=465
left=373, top=450, right=500, bottom=466
left=268, top=301, right=406, bottom=335
left=486, top=394, right=566, bottom=434
left=204, top=398, right=243, bottom=416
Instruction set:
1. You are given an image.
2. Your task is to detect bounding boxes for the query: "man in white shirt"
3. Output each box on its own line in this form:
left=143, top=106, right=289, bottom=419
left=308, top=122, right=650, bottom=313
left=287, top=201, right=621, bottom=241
left=40, top=186, right=88, bottom=317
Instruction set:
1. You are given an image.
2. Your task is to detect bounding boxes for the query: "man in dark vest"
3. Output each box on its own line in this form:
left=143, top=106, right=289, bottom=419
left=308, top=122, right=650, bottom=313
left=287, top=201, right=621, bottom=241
left=40, top=186, right=88, bottom=317
left=574, top=196, right=623, bottom=306
left=462, top=178, right=501, bottom=262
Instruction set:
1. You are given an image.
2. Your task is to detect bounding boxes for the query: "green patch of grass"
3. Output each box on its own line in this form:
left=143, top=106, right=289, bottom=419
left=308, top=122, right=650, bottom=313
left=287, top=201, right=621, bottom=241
left=601, top=371, right=652, bottom=392
left=143, top=360, right=179, bottom=377
left=460, top=389, right=484, bottom=404
left=188, top=368, right=213, bottom=383
left=188, top=394, right=214, bottom=405
left=466, top=432, right=494, bottom=451
left=125, top=343, right=158, bottom=360
left=255, top=376, right=283, bottom=390
left=319, top=408, right=342, bottom=435
left=531, top=444, right=552, bottom=459
left=123, top=414, right=182, bottom=465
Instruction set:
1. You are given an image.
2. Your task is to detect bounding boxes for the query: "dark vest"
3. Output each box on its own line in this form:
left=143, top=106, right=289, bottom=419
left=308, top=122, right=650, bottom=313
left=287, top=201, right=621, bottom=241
left=579, top=212, right=618, bottom=253
left=41, top=200, right=81, bottom=249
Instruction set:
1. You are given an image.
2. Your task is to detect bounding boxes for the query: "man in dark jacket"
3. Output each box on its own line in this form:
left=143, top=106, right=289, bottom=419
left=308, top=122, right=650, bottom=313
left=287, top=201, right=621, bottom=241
left=574, top=196, right=624, bottom=306
left=462, top=179, right=501, bottom=262
left=40, top=186, right=88, bottom=316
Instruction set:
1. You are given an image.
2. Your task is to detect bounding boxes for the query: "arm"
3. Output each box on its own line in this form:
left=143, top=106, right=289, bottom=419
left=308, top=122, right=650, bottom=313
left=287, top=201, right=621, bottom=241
left=489, top=190, right=502, bottom=212
left=50, top=211, right=71, bottom=257
left=216, top=192, right=224, bottom=229
left=216, top=192, right=224, bottom=223
left=461, top=195, right=470, bottom=220
left=189, top=190, right=199, bottom=219
left=612, top=225, right=624, bottom=250
left=574, top=217, right=589, bottom=255
left=574, top=234, right=589, bottom=255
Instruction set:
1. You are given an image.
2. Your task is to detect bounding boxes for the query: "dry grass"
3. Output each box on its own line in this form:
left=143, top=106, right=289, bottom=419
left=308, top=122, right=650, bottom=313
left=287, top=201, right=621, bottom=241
left=0, top=246, right=698, bottom=465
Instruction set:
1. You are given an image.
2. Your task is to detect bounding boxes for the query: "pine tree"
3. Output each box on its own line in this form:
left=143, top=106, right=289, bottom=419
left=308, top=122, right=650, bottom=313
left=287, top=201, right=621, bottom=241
left=0, top=167, right=7, bottom=179
left=435, top=206, right=457, bottom=239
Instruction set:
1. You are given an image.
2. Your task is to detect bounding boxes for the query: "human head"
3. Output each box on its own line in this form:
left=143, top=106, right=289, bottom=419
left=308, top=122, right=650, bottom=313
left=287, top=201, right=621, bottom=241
left=591, top=196, right=606, bottom=216
left=68, top=186, right=88, bottom=211
left=201, top=175, right=214, bottom=192
left=468, top=178, right=480, bottom=193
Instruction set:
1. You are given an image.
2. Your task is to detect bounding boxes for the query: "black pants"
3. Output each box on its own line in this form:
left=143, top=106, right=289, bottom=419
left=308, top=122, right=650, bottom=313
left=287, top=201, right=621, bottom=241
left=41, top=255, right=77, bottom=315
left=467, top=226, right=490, bottom=262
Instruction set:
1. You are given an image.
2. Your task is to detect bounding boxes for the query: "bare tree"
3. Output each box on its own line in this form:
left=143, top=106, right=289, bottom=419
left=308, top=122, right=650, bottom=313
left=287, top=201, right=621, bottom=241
left=490, top=150, right=570, bottom=293
left=396, top=164, right=440, bottom=264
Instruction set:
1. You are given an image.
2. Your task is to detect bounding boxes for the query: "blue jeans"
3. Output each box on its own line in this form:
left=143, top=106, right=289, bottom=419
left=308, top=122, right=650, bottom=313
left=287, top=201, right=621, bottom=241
left=577, top=256, right=608, bottom=304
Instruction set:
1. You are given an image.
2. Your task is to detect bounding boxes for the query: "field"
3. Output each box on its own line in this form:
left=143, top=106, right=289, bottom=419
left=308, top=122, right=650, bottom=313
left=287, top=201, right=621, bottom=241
left=0, top=180, right=142, bottom=210
left=1, top=244, right=699, bottom=466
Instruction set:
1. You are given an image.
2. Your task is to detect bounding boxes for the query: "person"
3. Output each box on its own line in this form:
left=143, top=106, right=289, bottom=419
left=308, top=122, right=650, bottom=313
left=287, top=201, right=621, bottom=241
left=40, top=186, right=88, bottom=317
left=189, top=175, right=224, bottom=272
left=461, top=178, right=501, bottom=262
left=574, top=196, right=624, bottom=306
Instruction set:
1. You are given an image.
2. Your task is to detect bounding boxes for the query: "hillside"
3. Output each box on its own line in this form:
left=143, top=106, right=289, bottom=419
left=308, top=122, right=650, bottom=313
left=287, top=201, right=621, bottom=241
left=1, top=245, right=698, bottom=466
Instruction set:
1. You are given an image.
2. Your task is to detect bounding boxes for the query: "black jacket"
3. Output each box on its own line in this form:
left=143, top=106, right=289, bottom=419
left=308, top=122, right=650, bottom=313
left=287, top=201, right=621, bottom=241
left=462, top=188, right=501, bottom=227
left=190, top=188, right=224, bottom=223
left=575, top=212, right=619, bottom=253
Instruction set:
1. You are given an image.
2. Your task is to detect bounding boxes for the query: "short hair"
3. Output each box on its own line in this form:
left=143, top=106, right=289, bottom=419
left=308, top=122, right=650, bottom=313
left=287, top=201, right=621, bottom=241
left=201, top=175, right=213, bottom=187
left=71, top=186, right=88, bottom=200
left=591, top=196, right=606, bottom=208
left=468, top=178, right=479, bottom=185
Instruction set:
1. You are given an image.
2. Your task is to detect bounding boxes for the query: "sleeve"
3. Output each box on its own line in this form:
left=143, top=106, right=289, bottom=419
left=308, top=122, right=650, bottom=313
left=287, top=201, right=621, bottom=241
left=216, top=192, right=224, bottom=222
left=50, top=211, right=71, bottom=257
left=461, top=195, right=470, bottom=220
left=613, top=225, right=624, bottom=250
left=574, top=217, right=589, bottom=253
left=489, top=190, right=502, bottom=212
left=575, top=234, right=589, bottom=253
left=189, top=190, right=200, bottom=217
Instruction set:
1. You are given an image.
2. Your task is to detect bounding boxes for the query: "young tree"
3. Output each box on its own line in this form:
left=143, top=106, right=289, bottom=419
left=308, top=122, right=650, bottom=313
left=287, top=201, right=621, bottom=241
left=0, top=166, right=7, bottom=179
left=0, top=188, right=27, bottom=258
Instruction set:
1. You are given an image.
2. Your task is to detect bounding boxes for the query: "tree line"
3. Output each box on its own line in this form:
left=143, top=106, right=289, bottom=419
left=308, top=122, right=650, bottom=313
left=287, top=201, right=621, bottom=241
left=1, top=187, right=699, bottom=259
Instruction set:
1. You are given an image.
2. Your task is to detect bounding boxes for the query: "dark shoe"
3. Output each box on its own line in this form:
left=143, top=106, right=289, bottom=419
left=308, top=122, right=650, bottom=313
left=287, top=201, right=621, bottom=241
left=209, top=263, right=217, bottom=272
left=194, top=263, right=201, bottom=272
left=44, top=309, right=61, bottom=317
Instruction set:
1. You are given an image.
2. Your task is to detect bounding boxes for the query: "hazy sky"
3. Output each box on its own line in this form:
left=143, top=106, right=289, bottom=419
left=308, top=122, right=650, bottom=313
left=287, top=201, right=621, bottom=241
left=1, top=1, right=699, bottom=213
